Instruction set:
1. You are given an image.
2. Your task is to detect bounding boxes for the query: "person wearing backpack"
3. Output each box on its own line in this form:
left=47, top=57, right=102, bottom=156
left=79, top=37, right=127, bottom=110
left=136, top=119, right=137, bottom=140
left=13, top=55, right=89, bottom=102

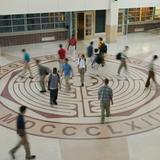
left=87, top=41, right=94, bottom=65
left=117, top=46, right=129, bottom=76
left=78, top=54, right=87, bottom=87
left=48, top=67, right=61, bottom=105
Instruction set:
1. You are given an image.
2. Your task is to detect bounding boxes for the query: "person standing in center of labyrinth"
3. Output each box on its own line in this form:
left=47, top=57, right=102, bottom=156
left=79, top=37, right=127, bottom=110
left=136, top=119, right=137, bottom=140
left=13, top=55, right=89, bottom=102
left=62, top=58, right=73, bottom=90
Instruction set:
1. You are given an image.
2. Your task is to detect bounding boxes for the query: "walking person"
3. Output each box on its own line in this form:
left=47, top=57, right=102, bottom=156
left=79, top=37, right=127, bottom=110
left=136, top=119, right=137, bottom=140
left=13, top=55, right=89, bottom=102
left=35, top=59, right=51, bottom=93
left=98, top=78, right=113, bottom=124
left=68, top=34, right=77, bottom=61
left=86, top=41, right=94, bottom=65
left=9, top=106, right=36, bottom=160
left=145, top=55, right=158, bottom=89
left=57, top=44, right=66, bottom=73
left=62, top=58, right=73, bottom=90
left=78, top=54, right=87, bottom=87
left=117, top=46, right=129, bottom=76
left=20, top=49, right=33, bottom=79
left=48, top=68, right=60, bottom=105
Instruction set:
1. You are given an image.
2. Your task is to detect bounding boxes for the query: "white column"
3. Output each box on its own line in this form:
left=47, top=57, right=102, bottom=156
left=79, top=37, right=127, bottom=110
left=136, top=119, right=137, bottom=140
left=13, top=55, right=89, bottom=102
left=106, top=0, right=119, bottom=42
left=69, top=12, right=73, bottom=38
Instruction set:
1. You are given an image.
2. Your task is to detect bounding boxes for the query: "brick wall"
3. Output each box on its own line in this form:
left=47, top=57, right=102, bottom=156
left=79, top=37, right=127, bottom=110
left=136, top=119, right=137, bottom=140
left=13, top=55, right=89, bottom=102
left=0, top=31, right=67, bottom=46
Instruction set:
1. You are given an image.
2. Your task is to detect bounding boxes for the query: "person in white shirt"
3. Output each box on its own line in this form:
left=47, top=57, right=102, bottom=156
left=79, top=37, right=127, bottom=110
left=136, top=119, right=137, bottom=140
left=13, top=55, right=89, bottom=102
left=145, top=55, right=158, bottom=88
left=117, top=46, right=129, bottom=76
left=78, top=54, right=87, bottom=87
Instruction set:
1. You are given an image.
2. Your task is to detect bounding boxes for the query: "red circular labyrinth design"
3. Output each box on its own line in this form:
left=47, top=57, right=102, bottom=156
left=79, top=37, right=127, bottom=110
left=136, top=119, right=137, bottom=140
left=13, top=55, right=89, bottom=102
left=1, top=55, right=160, bottom=140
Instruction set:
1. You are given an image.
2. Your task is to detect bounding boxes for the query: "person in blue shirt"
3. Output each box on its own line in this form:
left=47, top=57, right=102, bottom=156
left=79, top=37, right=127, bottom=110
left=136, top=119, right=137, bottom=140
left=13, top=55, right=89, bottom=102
left=20, top=49, right=33, bottom=79
left=87, top=41, right=94, bottom=65
left=62, top=58, right=73, bottom=90
left=9, top=106, right=36, bottom=160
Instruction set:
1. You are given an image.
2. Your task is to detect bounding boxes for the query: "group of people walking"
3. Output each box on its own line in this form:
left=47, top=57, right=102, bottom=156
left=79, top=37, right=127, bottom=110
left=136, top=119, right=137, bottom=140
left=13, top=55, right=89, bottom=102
left=9, top=35, right=159, bottom=160
left=19, top=35, right=159, bottom=114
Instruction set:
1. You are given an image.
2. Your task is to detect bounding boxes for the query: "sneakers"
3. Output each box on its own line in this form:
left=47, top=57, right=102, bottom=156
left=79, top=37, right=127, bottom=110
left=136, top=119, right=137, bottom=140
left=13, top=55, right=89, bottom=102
left=53, top=101, right=58, bottom=105
left=26, top=155, right=36, bottom=160
left=19, top=75, right=34, bottom=79
left=29, top=76, right=34, bottom=79
left=19, top=75, right=25, bottom=79
left=40, top=90, right=46, bottom=93
left=9, top=150, right=15, bottom=159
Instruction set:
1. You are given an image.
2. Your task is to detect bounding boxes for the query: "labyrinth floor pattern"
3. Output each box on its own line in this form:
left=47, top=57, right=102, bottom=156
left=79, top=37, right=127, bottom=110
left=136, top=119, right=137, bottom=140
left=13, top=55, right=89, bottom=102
left=1, top=55, right=160, bottom=140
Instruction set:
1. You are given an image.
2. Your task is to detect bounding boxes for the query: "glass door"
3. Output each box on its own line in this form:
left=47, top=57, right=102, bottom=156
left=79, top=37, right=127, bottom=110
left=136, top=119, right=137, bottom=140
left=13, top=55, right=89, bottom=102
left=84, top=12, right=94, bottom=39
left=117, top=12, right=124, bottom=35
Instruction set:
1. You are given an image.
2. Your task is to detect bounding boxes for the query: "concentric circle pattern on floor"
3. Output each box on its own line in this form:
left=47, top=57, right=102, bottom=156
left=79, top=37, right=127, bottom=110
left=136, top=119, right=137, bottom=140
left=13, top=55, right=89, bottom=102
left=1, top=55, right=160, bottom=140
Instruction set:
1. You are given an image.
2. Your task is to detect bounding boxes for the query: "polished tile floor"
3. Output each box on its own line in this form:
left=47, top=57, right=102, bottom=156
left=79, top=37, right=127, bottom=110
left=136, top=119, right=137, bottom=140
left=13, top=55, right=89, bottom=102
left=0, top=32, right=160, bottom=160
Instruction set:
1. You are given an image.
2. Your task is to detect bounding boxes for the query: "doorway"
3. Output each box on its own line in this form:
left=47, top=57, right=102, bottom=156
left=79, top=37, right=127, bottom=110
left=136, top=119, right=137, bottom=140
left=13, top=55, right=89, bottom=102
left=84, top=12, right=94, bottom=39
left=77, top=13, right=84, bottom=40
left=117, top=12, right=124, bottom=35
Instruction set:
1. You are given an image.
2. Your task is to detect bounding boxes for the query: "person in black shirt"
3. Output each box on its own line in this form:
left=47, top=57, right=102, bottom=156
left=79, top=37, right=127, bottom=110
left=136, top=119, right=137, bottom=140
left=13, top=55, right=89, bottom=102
left=9, top=106, right=36, bottom=160
left=35, top=59, right=51, bottom=93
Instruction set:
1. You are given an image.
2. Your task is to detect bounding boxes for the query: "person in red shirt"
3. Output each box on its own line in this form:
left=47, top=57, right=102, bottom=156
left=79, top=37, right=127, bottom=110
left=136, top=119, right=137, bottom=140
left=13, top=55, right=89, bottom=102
left=58, top=44, right=66, bottom=73
left=68, top=34, right=77, bottom=61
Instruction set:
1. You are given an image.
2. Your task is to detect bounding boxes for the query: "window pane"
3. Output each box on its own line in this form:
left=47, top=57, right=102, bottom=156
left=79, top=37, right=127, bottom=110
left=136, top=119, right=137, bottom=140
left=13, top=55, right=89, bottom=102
left=41, top=13, right=49, bottom=17
left=27, top=25, right=41, bottom=30
left=12, top=14, right=24, bottom=19
left=0, top=27, right=12, bottom=33
left=55, top=23, right=65, bottom=28
left=0, top=20, right=11, bottom=26
left=0, top=15, right=11, bottom=19
left=13, top=26, right=25, bottom=32
left=12, top=19, right=24, bottom=25
left=27, top=14, right=40, bottom=18
left=27, top=18, right=40, bottom=24
left=41, top=18, right=49, bottom=23
left=42, top=23, right=54, bottom=29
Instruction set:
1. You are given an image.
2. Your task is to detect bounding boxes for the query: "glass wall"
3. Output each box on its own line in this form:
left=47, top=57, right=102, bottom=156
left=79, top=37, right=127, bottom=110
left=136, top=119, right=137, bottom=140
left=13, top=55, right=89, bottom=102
left=128, top=7, right=160, bottom=23
left=0, top=12, right=66, bottom=33
left=155, top=7, right=160, bottom=20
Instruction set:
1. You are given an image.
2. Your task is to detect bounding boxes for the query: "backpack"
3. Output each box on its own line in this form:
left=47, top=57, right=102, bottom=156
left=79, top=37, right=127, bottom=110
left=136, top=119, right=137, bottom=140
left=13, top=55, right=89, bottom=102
left=116, top=52, right=122, bottom=60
